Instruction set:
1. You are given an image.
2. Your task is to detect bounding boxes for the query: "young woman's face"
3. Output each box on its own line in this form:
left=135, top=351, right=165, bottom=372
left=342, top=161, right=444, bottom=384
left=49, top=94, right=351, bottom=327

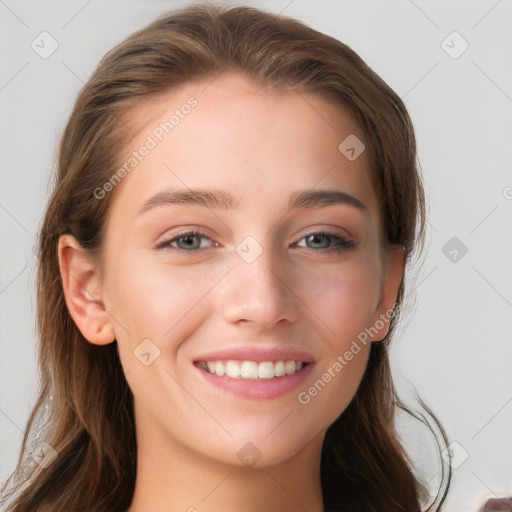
left=97, top=71, right=404, bottom=468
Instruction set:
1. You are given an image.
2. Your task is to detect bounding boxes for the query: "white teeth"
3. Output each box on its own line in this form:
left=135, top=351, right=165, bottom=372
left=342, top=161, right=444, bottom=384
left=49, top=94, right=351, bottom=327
left=225, top=360, right=241, bottom=378
left=258, top=361, right=274, bottom=379
left=215, top=361, right=225, bottom=376
left=240, top=361, right=258, bottom=379
left=197, top=359, right=306, bottom=379
left=284, top=360, right=296, bottom=375
left=274, top=361, right=285, bottom=377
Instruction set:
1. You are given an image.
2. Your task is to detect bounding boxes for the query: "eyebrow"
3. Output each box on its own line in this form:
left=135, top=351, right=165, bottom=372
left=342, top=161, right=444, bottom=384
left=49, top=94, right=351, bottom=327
left=138, top=188, right=367, bottom=215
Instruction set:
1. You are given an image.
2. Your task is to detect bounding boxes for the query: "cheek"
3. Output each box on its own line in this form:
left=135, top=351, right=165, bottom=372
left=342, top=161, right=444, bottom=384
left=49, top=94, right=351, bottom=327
left=294, top=262, right=377, bottom=422
left=104, top=252, right=222, bottom=346
left=298, top=256, right=381, bottom=417
left=297, top=256, right=382, bottom=347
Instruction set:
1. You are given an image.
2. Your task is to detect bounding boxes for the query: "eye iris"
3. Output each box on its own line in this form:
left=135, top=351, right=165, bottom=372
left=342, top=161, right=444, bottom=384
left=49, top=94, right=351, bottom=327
left=178, top=234, right=201, bottom=250
left=307, top=233, right=330, bottom=249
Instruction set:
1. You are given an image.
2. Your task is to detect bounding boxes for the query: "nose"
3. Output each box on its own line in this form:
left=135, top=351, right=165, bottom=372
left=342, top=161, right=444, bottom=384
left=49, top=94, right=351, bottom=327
left=220, top=240, right=300, bottom=330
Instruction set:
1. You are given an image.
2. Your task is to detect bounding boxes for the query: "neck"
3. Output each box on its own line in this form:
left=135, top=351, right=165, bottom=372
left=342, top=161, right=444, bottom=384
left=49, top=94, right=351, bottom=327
left=126, top=421, right=325, bottom=512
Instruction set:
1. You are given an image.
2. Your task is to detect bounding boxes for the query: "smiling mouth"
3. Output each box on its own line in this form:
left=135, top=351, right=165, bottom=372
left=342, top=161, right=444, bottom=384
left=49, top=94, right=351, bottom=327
left=195, top=360, right=307, bottom=379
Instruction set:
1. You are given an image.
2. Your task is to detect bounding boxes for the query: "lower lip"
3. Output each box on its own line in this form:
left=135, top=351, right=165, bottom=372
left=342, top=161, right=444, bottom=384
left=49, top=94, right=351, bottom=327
left=195, top=363, right=314, bottom=400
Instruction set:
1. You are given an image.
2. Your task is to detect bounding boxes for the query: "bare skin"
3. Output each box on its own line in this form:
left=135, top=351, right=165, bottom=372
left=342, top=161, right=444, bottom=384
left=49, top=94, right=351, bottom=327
left=58, top=71, right=405, bottom=512
left=480, top=497, right=512, bottom=511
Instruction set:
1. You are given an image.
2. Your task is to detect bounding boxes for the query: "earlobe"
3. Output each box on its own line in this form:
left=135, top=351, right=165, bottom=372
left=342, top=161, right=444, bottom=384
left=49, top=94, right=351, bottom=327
left=372, top=244, right=406, bottom=342
left=57, top=234, right=115, bottom=345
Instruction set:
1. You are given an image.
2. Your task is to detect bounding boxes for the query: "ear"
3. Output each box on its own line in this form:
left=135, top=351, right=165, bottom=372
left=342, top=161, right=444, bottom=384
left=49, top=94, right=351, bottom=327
left=57, top=234, right=115, bottom=345
left=372, top=244, right=406, bottom=342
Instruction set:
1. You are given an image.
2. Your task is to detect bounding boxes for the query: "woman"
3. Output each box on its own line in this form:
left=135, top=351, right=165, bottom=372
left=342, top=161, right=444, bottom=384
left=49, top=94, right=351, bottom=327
left=0, top=3, right=456, bottom=511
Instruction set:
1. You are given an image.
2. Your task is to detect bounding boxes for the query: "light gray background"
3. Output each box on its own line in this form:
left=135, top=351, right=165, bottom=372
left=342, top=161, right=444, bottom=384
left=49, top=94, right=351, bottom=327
left=1, top=1, right=511, bottom=511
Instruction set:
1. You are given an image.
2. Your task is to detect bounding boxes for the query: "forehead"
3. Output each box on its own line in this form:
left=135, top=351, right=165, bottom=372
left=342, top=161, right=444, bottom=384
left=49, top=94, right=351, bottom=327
left=112, top=70, right=379, bottom=221
left=125, top=70, right=362, bottom=149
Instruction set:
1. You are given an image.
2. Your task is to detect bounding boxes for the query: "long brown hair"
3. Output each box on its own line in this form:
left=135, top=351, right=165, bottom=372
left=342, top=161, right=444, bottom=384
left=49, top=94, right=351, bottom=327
left=0, top=3, right=451, bottom=511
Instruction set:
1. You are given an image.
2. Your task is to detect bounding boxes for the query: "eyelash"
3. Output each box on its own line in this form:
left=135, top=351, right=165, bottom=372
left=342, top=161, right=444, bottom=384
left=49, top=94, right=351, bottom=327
left=156, top=229, right=355, bottom=255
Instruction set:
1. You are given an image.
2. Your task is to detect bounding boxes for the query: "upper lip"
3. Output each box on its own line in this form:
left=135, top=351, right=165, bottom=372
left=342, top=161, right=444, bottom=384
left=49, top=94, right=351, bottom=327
left=193, top=346, right=316, bottom=364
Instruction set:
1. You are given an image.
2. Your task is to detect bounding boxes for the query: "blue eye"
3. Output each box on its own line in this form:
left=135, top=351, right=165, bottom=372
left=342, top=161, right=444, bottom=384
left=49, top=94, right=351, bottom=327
left=156, top=229, right=355, bottom=254
left=156, top=230, right=215, bottom=251
left=298, top=231, right=355, bottom=253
